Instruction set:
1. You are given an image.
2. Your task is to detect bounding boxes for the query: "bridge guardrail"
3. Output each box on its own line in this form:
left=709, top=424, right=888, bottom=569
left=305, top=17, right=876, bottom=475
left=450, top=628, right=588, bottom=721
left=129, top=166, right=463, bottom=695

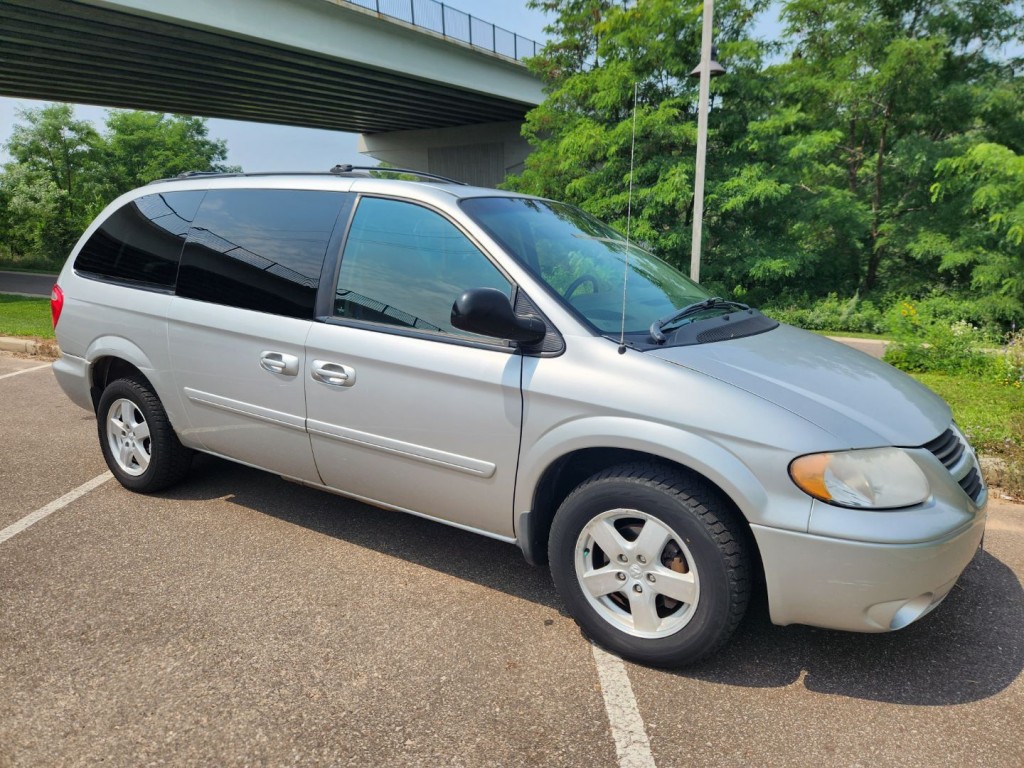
left=344, top=0, right=539, bottom=62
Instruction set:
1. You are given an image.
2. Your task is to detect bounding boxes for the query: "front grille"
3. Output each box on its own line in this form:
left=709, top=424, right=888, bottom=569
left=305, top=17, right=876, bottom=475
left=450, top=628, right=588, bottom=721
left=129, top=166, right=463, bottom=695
left=921, top=428, right=984, bottom=503
left=960, top=467, right=984, bottom=501
left=923, top=429, right=965, bottom=471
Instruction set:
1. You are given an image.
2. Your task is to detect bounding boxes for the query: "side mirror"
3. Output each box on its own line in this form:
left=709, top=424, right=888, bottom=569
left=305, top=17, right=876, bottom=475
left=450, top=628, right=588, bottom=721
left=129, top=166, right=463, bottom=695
left=451, top=287, right=547, bottom=344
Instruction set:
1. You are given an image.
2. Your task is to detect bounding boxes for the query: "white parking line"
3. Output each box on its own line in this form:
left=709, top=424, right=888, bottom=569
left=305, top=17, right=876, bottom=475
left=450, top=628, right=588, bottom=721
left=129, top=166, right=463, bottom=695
left=592, top=644, right=657, bottom=768
left=0, top=363, right=50, bottom=380
left=0, top=472, right=113, bottom=545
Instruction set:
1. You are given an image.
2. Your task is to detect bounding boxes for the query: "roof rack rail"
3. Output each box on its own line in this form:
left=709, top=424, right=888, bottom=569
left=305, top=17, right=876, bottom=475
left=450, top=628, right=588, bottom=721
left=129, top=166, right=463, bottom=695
left=328, top=164, right=466, bottom=185
left=146, top=170, right=244, bottom=185
left=146, top=166, right=468, bottom=186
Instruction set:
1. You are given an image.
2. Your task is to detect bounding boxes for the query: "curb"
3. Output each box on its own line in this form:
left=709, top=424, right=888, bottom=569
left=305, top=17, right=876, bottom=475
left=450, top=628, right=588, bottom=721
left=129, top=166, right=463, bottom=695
left=0, top=335, right=59, bottom=359
left=0, top=336, right=38, bottom=354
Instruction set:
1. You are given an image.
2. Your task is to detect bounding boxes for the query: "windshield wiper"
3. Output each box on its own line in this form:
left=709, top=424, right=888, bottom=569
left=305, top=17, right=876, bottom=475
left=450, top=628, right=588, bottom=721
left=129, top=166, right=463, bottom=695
left=649, top=297, right=750, bottom=344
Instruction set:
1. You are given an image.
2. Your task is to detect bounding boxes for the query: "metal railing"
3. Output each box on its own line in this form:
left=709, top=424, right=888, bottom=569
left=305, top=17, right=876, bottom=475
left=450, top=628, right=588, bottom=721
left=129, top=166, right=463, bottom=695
left=343, top=0, right=539, bottom=62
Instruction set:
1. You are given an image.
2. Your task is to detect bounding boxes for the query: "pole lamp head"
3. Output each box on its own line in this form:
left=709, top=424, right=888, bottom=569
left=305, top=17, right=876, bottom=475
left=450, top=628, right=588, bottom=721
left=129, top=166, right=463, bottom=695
left=689, top=45, right=726, bottom=78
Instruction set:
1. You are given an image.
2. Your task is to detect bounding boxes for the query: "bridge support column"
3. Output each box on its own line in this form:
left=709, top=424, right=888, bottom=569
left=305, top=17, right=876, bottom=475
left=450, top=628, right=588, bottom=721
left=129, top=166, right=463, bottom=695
left=359, top=121, right=531, bottom=187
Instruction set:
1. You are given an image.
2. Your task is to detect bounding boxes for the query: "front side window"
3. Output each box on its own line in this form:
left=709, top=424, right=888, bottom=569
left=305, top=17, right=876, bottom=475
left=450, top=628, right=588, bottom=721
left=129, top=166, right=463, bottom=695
left=461, top=197, right=710, bottom=337
left=74, top=191, right=204, bottom=289
left=176, top=189, right=345, bottom=319
left=334, top=197, right=512, bottom=338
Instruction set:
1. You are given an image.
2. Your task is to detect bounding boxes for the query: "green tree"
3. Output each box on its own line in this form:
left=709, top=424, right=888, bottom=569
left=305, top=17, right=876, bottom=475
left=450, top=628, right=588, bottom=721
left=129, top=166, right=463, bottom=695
left=509, top=0, right=767, bottom=268
left=512, top=0, right=1024, bottom=329
left=732, top=0, right=1024, bottom=297
left=932, top=143, right=1024, bottom=321
left=1, top=104, right=236, bottom=268
left=96, top=111, right=234, bottom=200
left=1, top=103, right=99, bottom=263
left=0, top=163, right=62, bottom=260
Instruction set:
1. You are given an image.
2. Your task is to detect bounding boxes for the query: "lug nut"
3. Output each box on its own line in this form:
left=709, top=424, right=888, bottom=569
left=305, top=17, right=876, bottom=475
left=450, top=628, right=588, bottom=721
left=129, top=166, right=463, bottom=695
left=617, top=554, right=628, bottom=563
left=616, top=572, right=626, bottom=581
left=633, top=584, right=643, bottom=593
left=637, top=555, right=647, bottom=564
left=646, top=573, right=656, bottom=583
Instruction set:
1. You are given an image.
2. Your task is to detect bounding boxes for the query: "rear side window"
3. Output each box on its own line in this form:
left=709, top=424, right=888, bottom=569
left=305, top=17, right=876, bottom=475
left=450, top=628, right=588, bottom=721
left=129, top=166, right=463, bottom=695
left=176, top=189, right=345, bottom=319
left=74, top=191, right=204, bottom=289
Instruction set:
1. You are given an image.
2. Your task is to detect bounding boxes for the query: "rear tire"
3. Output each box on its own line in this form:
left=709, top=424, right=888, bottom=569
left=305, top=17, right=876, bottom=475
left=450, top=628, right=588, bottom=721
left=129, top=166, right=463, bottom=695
left=96, top=377, right=192, bottom=493
left=549, top=463, right=750, bottom=667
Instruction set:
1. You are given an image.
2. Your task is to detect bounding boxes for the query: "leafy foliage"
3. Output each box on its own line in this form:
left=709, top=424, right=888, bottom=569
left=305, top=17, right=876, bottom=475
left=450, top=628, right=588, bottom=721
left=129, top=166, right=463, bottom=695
left=762, top=293, right=886, bottom=334
left=512, top=0, right=1024, bottom=331
left=96, top=111, right=232, bottom=201
left=508, top=0, right=770, bottom=264
left=0, top=104, right=234, bottom=267
left=2, top=104, right=99, bottom=265
left=932, top=143, right=1024, bottom=321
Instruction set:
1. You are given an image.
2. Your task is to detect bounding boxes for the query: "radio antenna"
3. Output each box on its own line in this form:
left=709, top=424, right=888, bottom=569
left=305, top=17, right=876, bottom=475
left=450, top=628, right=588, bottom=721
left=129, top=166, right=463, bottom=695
left=618, top=82, right=639, bottom=355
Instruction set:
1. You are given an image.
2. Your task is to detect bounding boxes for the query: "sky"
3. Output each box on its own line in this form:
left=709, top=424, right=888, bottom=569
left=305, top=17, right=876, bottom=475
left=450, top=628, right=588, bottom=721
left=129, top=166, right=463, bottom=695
left=0, top=0, right=553, bottom=172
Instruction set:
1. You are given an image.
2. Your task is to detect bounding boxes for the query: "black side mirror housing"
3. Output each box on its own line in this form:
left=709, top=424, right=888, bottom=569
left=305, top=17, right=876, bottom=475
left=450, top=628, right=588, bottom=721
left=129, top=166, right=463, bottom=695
left=451, top=288, right=547, bottom=344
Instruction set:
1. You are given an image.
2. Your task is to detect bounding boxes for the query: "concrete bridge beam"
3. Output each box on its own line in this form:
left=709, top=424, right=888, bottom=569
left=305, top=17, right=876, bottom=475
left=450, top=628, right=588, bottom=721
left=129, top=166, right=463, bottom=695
left=358, top=121, right=532, bottom=187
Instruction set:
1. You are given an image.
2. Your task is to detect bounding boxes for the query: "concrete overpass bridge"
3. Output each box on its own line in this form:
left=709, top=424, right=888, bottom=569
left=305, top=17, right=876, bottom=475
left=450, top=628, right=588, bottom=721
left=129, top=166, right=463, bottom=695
left=0, top=0, right=545, bottom=185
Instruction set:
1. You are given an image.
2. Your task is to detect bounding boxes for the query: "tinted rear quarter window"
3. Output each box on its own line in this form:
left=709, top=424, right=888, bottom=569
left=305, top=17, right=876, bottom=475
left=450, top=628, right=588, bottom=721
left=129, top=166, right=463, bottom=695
left=74, top=191, right=204, bottom=289
left=176, top=189, right=345, bottom=319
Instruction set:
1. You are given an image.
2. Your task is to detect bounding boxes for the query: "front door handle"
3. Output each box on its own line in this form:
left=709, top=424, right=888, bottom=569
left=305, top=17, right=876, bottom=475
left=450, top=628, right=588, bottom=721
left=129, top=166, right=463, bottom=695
left=312, top=360, right=357, bottom=388
left=260, top=351, right=299, bottom=376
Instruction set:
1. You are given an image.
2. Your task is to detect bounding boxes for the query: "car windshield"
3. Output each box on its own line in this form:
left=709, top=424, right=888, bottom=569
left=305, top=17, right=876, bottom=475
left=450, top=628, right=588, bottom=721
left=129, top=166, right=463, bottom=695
left=460, top=197, right=710, bottom=337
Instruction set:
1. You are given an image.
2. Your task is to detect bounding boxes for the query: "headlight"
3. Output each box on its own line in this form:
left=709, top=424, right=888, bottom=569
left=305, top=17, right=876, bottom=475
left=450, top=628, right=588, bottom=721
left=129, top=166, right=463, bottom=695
left=789, top=447, right=930, bottom=509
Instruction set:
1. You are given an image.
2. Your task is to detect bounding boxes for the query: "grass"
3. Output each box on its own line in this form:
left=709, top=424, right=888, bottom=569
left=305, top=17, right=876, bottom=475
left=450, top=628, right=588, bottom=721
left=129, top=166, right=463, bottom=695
left=910, top=372, right=1024, bottom=455
left=0, top=294, right=55, bottom=339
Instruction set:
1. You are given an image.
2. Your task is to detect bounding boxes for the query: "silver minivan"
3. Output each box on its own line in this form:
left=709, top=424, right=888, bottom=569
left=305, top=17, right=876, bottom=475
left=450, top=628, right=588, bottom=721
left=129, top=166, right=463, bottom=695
left=51, top=169, right=987, bottom=666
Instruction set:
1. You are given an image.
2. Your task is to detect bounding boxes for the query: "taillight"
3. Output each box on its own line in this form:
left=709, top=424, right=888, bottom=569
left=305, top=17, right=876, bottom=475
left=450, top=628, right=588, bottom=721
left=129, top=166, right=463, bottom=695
left=50, top=284, right=64, bottom=329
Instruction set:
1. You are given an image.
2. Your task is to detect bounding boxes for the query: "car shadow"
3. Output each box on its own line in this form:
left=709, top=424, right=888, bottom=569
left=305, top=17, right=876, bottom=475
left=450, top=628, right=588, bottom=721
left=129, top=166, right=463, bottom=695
left=164, top=455, right=1024, bottom=705
left=164, top=455, right=562, bottom=610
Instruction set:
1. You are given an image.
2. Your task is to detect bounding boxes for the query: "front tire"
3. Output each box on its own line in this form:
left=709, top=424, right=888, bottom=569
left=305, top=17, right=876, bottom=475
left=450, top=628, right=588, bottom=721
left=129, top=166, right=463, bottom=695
left=549, top=463, right=750, bottom=667
left=96, top=377, right=192, bottom=493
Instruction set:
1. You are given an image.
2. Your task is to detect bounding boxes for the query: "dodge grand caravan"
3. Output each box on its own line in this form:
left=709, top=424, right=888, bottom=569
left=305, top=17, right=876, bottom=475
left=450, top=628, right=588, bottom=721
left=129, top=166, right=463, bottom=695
left=51, top=168, right=988, bottom=666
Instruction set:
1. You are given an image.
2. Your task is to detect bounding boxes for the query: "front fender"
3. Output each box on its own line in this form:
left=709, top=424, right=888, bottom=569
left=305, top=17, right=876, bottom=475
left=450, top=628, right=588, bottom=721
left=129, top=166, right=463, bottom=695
left=516, top=416, right=784, bottom=528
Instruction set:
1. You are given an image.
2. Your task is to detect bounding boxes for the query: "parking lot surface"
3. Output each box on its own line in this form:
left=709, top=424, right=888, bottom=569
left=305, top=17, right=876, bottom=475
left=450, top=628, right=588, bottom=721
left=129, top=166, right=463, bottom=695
left=2, top=352, right=1022, bottom=767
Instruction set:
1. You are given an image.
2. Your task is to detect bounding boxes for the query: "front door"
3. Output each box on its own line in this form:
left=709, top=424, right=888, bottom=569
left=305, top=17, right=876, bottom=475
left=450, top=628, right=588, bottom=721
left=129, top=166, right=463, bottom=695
left=304, top=196, right=523, bottom=537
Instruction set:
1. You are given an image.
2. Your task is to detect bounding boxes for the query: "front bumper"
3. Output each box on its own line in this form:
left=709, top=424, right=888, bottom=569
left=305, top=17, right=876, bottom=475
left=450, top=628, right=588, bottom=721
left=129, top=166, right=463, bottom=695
left=751, top=508, right=987, bottom=633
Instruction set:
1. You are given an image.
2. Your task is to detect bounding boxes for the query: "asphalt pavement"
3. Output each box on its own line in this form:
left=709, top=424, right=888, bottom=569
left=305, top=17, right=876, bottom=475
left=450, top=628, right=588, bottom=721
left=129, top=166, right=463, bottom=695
left=1, top=352, right=1022, bottom=767
left=0, top=271, right=57, bottom=297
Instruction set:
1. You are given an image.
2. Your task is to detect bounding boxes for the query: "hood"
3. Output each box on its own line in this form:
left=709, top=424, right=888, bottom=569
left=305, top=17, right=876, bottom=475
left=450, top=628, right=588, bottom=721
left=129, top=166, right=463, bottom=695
left=648, top=324, right=950, bottom=448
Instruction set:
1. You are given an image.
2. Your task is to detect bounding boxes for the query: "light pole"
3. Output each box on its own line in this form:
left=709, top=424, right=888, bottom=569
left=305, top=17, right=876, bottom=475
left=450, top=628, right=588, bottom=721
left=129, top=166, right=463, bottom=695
left=688, top=1, right=725, bottom=283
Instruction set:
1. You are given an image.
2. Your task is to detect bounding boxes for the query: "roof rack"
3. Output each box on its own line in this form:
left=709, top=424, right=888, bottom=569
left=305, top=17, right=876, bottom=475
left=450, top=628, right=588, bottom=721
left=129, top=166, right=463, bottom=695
left=147, top=166, right=467, bottom=186
left=177, top=170, right=243, bottom=178
left=146, top=170, right=243, bottom=184
left=328, top=164, right=466, bottom=185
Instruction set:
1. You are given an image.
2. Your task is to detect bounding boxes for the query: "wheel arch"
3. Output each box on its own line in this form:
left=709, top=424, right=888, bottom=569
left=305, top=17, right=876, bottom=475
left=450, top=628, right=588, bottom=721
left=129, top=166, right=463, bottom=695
left=89, top=357, right=156, bottom=411
left=514, top=419, right=769, bottom=573
left=85, top=336, right=158, bottom=412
